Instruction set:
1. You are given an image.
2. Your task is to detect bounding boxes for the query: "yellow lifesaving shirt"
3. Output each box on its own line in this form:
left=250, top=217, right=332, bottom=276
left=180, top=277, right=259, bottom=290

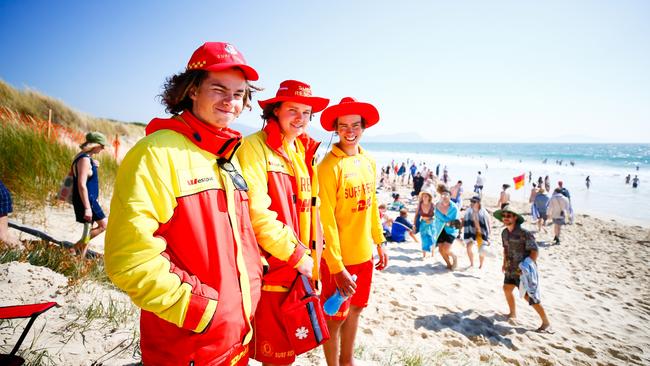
left=318, top=144, right=385, bottom=274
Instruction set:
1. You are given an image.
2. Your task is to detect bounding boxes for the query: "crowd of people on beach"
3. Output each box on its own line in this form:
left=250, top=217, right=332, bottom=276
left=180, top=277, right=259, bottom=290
left=376, top=159, right=581, bottom=333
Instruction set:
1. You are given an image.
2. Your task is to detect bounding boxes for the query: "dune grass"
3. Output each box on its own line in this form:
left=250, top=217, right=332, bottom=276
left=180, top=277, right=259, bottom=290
left=0, top=240, right=109, bottom=285
left=0, top=78, right=144, bottom=136
left=0, top=119, right=118, bottom=209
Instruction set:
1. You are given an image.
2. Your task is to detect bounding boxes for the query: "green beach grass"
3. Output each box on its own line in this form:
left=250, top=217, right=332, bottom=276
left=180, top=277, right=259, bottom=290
left=0, top=240, right=109, bottom=285
left=0, top=119, right=119, bottom=209
left=0, top=79, right=144, bottom=136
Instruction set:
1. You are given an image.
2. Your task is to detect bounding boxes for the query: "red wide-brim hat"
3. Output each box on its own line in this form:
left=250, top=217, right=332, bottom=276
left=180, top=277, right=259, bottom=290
left=320, top=97, right=380, bottom=132
left=258, top=80, right=329, bottom=113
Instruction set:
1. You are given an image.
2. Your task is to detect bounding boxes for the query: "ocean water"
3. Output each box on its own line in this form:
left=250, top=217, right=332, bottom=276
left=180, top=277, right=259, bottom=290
left=361, top=143, right=650, bottom=228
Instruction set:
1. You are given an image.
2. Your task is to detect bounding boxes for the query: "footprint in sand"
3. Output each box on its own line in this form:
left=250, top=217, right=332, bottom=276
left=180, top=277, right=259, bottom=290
left=549, top=343, right=572, bottom=353
left=607, top=348, right=631, bottom=362
left=535, top=356, right=555, bottom=366
left=388, top=329, right=401, bottom=336
left=468, top=334, right=489, bottom=346
left=575, top=345, right=596, bottom=358
left=443, top=339, right=466, bottom=348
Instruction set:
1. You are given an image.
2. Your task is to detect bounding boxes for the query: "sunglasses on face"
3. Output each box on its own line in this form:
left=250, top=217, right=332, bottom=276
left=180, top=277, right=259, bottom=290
left=217, top=158, right=248, bottom=191
left=502, top=213, right=515, bottom=218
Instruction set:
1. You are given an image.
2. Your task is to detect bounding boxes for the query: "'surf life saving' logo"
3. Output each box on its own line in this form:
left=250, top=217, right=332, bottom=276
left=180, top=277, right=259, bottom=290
left=187, top=176, right=216, bottom=185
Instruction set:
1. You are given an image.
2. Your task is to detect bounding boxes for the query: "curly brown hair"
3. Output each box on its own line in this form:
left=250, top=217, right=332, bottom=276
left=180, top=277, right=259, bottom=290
left=159, top=69, right=261, bottom=115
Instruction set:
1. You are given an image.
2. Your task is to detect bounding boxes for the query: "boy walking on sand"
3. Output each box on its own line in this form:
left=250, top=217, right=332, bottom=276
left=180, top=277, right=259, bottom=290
left=494, top=205, right=551, bottom=332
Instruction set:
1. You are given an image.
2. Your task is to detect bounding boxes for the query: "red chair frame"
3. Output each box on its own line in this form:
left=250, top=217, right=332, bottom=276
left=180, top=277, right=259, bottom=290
left=0, top=302, right=57, bottom=366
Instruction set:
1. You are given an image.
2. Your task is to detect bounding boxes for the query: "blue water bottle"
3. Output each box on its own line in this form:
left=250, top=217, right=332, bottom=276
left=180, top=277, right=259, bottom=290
left=323, top=274, right=357, bottom=316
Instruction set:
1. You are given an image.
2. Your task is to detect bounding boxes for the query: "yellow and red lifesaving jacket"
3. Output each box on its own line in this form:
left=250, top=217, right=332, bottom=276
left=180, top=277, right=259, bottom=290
left=104, top=111, right=263, bottom=366
left=236, top=119, right=324, bottom=289
left=318, top=144, right=385, bottom=274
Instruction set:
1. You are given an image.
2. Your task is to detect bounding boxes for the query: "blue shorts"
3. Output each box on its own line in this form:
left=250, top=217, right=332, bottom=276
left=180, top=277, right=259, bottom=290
left=73, top=198, right=106, bottom=223
left=0, top=181, right=13, bottom=217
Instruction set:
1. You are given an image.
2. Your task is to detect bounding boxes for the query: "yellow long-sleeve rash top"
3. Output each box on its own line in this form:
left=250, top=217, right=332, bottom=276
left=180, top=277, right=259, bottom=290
left=318, top=145, right=385, bottom=274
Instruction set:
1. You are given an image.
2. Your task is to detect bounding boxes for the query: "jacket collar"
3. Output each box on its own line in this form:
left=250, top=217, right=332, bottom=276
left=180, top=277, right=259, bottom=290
left=263, top=118, right=320, bottom=166
left=145, top=110, right=242, bottom=159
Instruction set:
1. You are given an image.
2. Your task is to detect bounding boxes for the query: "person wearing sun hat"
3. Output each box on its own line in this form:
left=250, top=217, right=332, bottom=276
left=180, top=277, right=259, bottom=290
left=235, top=80, right=329, bottom=364
left=70, top=131, right=108, bottom=256
left=494, top=204, right=551, bottom=332
left=104, top=42, right=264, bottom=366
left=316, top=97, right=388, bottom=366
left=414, top=186, right=436, bottom=259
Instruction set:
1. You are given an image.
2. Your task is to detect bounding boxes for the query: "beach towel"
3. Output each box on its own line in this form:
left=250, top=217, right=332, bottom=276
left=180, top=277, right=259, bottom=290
left=418, top=218, right=435, bottom=251
left=532, top=194, right=549, bottom=220
left=463, top=207, right=490, bottom=242
left=518, top=257, right=540, bottom=303
left=431, top=202, right=460, bottom=242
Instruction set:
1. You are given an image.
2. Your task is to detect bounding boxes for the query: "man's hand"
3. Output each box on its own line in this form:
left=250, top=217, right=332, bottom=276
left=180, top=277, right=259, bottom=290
left=334, top=269, right=357, bottom=297
left=375, top=244, right=389, bottom=271
left=295, top=255, right=314, bottom=279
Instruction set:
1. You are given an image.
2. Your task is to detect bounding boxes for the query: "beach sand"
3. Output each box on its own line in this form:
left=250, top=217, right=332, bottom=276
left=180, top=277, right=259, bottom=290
left=2, top=186, right=650, bottom=365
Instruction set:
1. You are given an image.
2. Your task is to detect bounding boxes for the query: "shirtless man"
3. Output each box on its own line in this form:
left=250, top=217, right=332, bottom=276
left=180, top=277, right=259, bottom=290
left=497, top=184, right=511, bottom=209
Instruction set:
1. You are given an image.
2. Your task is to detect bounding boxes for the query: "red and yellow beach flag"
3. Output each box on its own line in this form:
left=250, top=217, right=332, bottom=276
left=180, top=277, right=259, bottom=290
left=513, top=173, right=525, bottom=190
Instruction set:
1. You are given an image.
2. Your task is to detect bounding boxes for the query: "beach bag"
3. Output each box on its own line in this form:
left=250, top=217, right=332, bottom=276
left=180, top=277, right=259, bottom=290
left=280, top=274, right=329, bottom=356
left=56, top=169, right=74, bottom=204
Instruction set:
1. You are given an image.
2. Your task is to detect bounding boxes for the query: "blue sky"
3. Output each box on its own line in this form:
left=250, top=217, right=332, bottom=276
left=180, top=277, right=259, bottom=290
left=1, top=0, right=649, bottom=142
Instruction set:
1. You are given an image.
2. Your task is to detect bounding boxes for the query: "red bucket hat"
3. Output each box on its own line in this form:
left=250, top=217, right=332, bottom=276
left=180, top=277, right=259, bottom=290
left=258, top=80, right=329, bottom=113
left=186, top=42, right=259, bottom=81
left=320, top=97, right=380, bottom=132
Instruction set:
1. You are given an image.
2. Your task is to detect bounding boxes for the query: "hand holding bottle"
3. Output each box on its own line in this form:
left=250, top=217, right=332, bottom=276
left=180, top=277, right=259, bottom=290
left=324, top=274, right=357, bottom=316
